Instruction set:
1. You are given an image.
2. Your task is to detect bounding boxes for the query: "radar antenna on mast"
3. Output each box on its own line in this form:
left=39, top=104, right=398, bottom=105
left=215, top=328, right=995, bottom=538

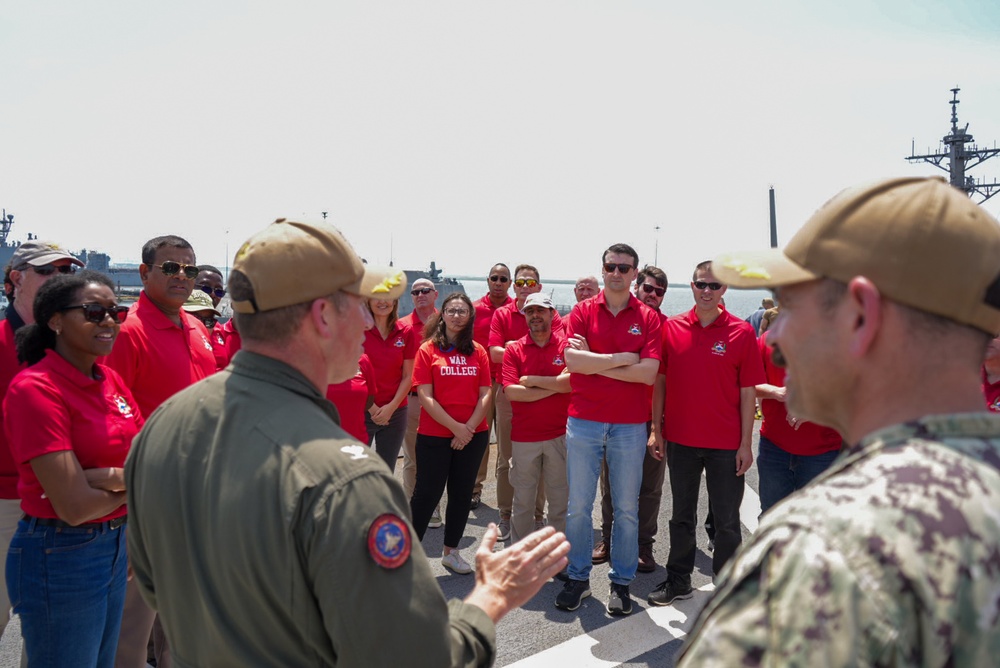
left=906, top=88, right=1000, bottom=203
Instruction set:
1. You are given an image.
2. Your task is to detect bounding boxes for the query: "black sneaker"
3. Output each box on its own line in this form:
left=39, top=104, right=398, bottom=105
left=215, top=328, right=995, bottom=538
left=647, top=579, right=693, bottom=606
left=554, top=578, right=591, bottom=611
left=607, top=582, right=633, bottom=616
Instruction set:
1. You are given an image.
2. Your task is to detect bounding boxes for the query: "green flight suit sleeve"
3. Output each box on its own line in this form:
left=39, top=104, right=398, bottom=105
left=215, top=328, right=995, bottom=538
left=298, top=465, right=496, bottom=667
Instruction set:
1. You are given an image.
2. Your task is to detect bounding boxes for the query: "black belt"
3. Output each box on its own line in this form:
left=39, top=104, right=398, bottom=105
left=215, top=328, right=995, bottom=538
left=23, top=514, right=126, bottom=530
left=410, top=391, right=418, bottom=397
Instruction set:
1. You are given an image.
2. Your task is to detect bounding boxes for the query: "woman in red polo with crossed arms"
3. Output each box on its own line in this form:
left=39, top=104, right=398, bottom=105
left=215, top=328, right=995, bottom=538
left=4, top=270, right=142, bottom=667
left=409, top=293, right=492, bottom=574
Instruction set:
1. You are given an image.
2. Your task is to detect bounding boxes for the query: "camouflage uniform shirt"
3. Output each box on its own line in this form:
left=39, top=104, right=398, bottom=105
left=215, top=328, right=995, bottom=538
left=678, top=413, right=1000, bottom=667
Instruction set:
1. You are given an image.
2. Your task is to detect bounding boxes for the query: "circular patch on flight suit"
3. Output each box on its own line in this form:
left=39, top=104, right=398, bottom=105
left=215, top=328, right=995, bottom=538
left=367, top=514, right=411, bottom=569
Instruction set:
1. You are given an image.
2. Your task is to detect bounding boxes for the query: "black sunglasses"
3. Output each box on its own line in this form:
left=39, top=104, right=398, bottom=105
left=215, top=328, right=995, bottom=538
left=198, top=285, right=226, bottom=299
left=411, top=287, right=434, bottom=296
left=693, top=280, right=724, bottom=291
left=31, top=264, right=77, bottom=276
left=603, top=262, right=635, bottom=274
left=151, top=261, right=199, bottom=280
left=640, top=284, right=666, bottom=297
left=60, top=303, right=129, bottom=324
left=488, top=275, right=509, bottom=283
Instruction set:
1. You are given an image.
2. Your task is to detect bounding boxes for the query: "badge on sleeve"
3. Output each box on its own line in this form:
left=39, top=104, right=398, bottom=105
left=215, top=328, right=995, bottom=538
left=367, top=514, right=411, bottom=569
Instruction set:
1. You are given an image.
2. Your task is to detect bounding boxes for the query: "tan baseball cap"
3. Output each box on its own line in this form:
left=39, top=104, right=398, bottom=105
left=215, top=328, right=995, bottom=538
left=713, top=176, right=1000, bottom=335
left=229, top=219, right=406, bottom=314
left=11, top=240, right=85, bottom=269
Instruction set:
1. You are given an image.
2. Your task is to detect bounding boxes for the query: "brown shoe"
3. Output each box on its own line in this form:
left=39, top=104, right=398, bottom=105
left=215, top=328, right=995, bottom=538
left=637, top=543, right=657, bottom=573
left=592, top=540, right=610, bottom=564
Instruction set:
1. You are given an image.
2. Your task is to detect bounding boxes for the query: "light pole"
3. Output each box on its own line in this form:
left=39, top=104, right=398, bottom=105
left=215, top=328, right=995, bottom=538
left=653, top=225, right=661, bottom=266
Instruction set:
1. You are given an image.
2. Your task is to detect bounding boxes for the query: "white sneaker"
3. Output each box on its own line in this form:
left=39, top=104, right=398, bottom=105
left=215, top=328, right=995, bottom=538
left=441, top=550, right=473, bottom=574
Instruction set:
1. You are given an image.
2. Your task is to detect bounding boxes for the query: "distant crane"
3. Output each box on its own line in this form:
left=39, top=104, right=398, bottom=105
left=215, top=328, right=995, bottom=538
left=906, top=88, right=1000, bottom=203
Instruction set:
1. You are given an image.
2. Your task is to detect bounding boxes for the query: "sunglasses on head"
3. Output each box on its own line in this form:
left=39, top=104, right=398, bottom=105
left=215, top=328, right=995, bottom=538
left=641, top=284, right=666, bottom=297
left=198, top=285, right=226, bottom=299
left=151, top=261, right=199, bottom=280
left=603, top=262, right=634, bottom=274
left=489, top=275, right=509, bottom=283
left=693, top=280, right=723, bottom=291
left=514, top=278, right=538, bottom=288
left=30, top=264, right=77, bottom=276
left=411, top=287, right=434, bottom=296
left=60, top=303, right=129, bottom=324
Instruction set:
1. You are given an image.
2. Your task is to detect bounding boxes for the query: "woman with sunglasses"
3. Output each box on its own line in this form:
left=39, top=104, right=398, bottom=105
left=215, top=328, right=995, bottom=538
left=4, top=270, right=142, bottom=667
left=362, top=298, right=416, bottom=468
left=410, top=293, right=492, bottom=574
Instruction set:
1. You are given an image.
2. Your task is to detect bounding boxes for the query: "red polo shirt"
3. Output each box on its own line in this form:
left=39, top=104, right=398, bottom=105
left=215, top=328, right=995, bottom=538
left=983, top=366, right=1000, bottom=412
left=489, top=301, right=565, bottom=382
left=401, top=309, right=436, bottom=392
left=661, top=306, right=765, bottom=449
left=209, top=321, right=230, bottom=370
left=564, top=291, right=662, bottom=424
left=412, top=340, right=492, bottom=438
left=363, top=320, right=416, bottom=407
left=474, top=293, right=512, bottom=379
left=103, top=292, right=217, bottom=418
left=221, top=318, right=242, bottom=361
left=0, top=315, right=26, bottom=498
left=501, top=332, right=570, bottom=441
left=326, top=355, right=376, bottom=443
left=758, top=332, right=842, bottom=455
left=4, top=350, right=143, bottom=520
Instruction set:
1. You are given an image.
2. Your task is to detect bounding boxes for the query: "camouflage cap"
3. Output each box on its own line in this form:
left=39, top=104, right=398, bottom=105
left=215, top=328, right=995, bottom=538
left=181, top=289, right=221, bottom=317
left=713, top=176, right=1000, bottom=335
left=229, top=219, right=406, bottom=314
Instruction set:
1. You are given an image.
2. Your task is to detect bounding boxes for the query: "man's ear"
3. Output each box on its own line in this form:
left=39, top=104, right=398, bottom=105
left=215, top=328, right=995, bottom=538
left=309, top=297, right=335, bottom=339
left=846, top=276, right=882, bottom=359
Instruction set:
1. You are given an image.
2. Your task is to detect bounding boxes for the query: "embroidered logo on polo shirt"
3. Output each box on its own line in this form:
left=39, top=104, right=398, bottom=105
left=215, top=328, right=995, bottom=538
left=712, top=341, right=727, bottom=356
left=367, top=514, right=411, bottom=569
left=990, top=396, right=1000, bottom=413
left=628, top=324, right=642, bottom=335
left=341, top=445, right=369, bottom=460
left=393, top=337, right=406, bottom=347
left=553, top=354, right=565, bottom=366
left=201, top=335, right=213, bottom=351
left=112, top=395, right=134, bottom=418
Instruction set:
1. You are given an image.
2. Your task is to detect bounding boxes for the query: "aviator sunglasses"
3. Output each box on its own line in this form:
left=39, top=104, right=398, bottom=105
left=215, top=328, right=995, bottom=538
left=60, top=303, right=129, bottom=324
left=640, top=284, right=666, bottom=297
left=488, top=275, right=509, bottom=283
left=150, top=261, right=200, bottom=280
left=693, top=280, right=724, bottom=291
left=514, top=278, right=538, bottom=288
left=603, top=262, right=635, bottom=274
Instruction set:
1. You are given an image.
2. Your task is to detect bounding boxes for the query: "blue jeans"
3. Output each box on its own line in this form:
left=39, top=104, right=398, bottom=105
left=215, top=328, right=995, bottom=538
left=565, top=418, right=646, bottom=585
left=757, top=435, right=840, bottom=513
left=7, top=517, right=128, bottom=668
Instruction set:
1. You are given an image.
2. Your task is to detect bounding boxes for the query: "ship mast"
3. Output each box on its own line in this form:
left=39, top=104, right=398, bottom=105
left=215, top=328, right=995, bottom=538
left=0, top=209, right=13, bottom=248
left=906, top=88, right=1000, bottom=203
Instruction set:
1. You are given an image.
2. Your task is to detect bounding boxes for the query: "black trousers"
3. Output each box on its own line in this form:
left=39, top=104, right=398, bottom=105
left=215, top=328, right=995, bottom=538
left=410, top=431, right=489, bottom=549
left=665, top=441, right=744, bottom=583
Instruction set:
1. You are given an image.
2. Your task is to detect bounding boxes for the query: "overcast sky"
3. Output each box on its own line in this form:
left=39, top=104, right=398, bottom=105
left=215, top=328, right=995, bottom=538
left=2, top=1, right=998, bottom=280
